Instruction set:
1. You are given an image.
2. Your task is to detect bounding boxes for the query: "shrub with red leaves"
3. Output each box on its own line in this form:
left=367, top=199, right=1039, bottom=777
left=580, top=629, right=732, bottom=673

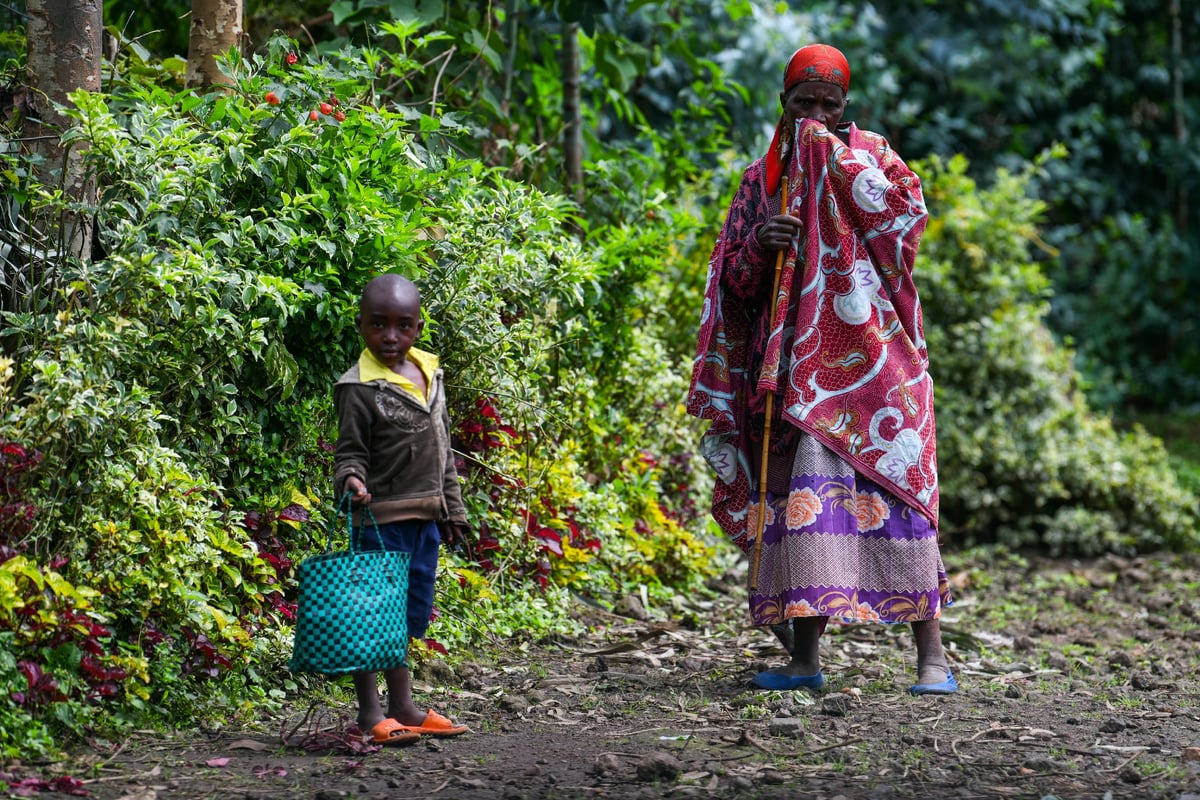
left=11, top=661, right=68, bottom=708
left=240, top=502, right=309, bottom=623
left=0, top=441, right=43, bottom=551
left=0, top=773, right=89, bottom=797
left=455, top=397, right=518, bottom=456
left=450, top=399, right=604, bottom=588
left=180, top=630, right=233, bottom=678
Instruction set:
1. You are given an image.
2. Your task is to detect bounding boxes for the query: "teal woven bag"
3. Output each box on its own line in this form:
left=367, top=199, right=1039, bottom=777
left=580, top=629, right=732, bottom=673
left=289, top=494, right=411, bottom=675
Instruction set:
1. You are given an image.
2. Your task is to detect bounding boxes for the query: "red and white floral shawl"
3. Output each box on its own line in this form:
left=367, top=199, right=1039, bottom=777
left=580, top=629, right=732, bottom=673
left=687, top=120, right=938, bottom=549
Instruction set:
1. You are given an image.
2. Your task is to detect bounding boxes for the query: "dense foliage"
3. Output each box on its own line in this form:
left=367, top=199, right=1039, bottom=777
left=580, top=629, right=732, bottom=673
left=74, top=0, right=1200, bottom=412
left=769, top=1, right=1200, bottom=411
left=917, top=155, right=1198, bottom=553
left=0, top=32, right=718, bottom=758
left=0, top=0, right=1196, bottom=765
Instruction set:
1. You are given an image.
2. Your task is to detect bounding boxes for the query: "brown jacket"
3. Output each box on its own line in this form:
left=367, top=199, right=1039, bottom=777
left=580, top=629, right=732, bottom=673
left=333, top=362, right=467, bottom=526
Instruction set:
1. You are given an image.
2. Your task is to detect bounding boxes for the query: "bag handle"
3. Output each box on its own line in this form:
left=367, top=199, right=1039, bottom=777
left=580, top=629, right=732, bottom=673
left=334, top=491, right=386, bottom=553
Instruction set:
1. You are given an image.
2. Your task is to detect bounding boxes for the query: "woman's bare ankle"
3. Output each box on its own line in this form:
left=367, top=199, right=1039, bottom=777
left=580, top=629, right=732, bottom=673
left=763, top=657, right=820, bottom=677
left=914, top=660, right=950, bottom=685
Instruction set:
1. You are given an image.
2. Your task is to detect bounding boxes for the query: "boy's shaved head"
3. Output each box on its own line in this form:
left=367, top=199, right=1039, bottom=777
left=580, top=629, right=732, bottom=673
left=360, top=273, right=420, bottom=312
left=356, top=273, right=424, bottom=369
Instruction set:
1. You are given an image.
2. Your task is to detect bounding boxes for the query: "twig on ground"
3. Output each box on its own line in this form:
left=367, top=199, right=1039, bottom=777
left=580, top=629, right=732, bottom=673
left=81, top=765, right=162, bottom=785
left=951, top=724, right=1034, bottom=761
left=807, top=736, right=865, bottom=754
left=282, top=701, right=320, bottom=744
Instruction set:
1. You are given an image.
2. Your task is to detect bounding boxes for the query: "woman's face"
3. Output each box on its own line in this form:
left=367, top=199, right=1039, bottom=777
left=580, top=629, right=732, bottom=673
left=781, top=80, right=847, bottom=132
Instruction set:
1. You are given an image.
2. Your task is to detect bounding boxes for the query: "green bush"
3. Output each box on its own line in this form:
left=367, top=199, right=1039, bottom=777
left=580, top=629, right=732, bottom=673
left=0, top=32, right=720, bottom=758
left=1046, top=209, right=1200, bottom=412
left=917, top=155, right=1200, bottom=553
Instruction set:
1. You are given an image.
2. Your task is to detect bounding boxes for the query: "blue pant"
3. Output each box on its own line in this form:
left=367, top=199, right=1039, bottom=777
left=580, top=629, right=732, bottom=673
left=357, top=519, right=440, bottom=640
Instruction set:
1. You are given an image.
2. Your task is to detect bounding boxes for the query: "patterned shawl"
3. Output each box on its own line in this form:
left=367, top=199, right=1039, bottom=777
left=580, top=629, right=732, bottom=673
left=687, top=120, right=938, bottom=550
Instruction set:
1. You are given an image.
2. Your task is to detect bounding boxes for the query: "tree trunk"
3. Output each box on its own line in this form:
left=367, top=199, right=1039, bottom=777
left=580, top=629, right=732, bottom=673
left=502, top=0, right=519, bottom=114
left=560, top=19, right=584, bottom=206
left=20, top=0, right=101, bottom=277
left=186, top=0, right=244, bottom=90
left=1169, top=0, right=1188, bottom=234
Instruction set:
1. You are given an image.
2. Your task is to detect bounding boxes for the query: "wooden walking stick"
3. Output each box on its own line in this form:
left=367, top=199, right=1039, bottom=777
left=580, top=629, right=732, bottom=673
left=749, top=173, right=789, bottom=593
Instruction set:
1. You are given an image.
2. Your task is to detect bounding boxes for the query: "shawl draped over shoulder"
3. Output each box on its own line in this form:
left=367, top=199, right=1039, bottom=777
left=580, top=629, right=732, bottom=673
left=687, top=119, right=938, bottom=551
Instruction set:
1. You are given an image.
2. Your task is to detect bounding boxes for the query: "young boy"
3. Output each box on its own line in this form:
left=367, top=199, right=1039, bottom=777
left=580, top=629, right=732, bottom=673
left=334, top=273, right=471, bottom=745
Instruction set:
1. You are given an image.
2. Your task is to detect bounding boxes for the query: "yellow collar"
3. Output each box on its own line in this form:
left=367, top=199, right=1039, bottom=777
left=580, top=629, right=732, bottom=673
left=358, top=347, right=437, bottom=401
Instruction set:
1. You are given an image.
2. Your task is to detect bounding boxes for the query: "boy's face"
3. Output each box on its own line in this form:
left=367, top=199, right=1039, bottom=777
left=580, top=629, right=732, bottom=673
left=357, top=285, right=424, bottom=369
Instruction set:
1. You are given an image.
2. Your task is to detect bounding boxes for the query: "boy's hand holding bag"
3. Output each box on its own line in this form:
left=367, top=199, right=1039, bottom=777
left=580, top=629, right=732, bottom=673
left=289, top=493, right=410, bottom=675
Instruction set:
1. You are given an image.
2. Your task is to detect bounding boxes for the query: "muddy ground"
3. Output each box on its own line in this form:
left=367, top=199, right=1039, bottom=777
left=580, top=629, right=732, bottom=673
left=12, top=551, right=1200, bottom=800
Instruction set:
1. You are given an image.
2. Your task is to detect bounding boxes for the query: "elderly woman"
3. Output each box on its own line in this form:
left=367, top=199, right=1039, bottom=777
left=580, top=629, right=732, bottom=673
left=687, top=44, right=956, bottom=695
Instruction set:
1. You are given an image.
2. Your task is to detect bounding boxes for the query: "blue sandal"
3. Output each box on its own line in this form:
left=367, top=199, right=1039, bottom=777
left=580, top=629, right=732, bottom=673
left=752, top=670, right=825, bottom=691
left=908, top=671, right=958, bottom=695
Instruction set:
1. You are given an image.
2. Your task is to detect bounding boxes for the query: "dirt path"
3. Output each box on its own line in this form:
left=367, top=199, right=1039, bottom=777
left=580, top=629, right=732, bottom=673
left=31, top=553, right=1200, bottom=800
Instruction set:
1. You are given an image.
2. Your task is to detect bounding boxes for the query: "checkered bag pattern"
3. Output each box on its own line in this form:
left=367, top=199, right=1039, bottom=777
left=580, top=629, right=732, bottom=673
left=289, top=497, right=411, bottom=676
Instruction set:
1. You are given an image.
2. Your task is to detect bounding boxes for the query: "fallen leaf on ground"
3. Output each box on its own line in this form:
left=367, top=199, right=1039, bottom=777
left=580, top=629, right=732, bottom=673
left=228, top=739, right=273, bottom=751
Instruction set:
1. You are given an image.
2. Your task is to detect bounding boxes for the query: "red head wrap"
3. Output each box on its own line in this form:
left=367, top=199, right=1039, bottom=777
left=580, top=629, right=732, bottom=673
left=765, top=44, right=851, bottom=195
left=784, top=44, right=850, bottom=93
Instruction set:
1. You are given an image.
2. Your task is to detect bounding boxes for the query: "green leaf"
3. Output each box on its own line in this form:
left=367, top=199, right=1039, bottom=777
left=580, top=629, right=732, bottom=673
left=465, top=29, right=502, bottom=71
left=388, top=0, right=445, bottom=24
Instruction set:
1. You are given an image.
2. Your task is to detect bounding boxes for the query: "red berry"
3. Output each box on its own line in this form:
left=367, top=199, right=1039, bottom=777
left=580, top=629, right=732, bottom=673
left=264, top=91, right=280, bottom=105
left=333, top=110, right=346, bottom=122
left=329, top=95, right=340, bottom=106
left=308, top=109, right=319, bottom=122
left=319, top=103, right=333, bottom=115
left=286, top=52, right=298, bottom=65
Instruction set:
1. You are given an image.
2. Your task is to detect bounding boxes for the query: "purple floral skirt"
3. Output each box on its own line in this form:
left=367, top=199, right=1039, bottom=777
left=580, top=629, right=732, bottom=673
left=748, top=435, right=952, bottom=627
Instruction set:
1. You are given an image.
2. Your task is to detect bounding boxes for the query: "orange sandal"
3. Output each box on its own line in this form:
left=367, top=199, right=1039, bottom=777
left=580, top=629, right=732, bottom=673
left=403, top=709, right=469, bottom=738
left=368, top=718, right=420, bottom=746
